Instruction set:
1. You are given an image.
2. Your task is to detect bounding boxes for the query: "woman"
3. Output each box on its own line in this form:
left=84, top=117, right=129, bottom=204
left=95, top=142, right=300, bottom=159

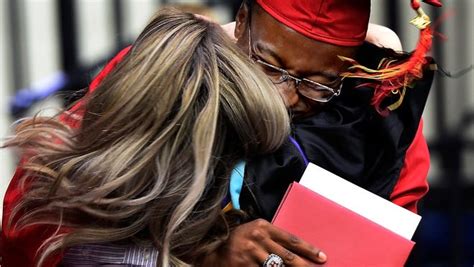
left=2, top=9, right=290, bottom=266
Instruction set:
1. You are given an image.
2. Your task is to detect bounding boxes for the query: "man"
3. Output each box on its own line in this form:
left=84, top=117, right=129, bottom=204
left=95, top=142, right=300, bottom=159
left=204, top=0, right=437, bottom=265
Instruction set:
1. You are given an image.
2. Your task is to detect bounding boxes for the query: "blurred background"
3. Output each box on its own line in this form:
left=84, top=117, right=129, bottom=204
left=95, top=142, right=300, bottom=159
left=0, top=0, right=472, bottom=266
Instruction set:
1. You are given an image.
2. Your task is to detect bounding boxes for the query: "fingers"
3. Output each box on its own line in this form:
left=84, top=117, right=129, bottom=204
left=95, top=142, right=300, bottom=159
left=264, top=221, right=327, bottom=264
left=262, top=239, right=317, bottom=266
left=253, top=247, right=273, bottom=267
left=273, top=230, right=326, bottom=263
left=227, top=219, right=327, bottom=266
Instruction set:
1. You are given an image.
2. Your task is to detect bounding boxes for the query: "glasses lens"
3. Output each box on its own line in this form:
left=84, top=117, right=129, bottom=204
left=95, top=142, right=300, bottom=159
left=298, top=81, right=337, bottom=102
left=255, top=61, right=287, bottom=84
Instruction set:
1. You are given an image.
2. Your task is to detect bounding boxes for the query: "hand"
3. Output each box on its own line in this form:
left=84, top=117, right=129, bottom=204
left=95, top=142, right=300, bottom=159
left=221, top=22, right=237, bottom=42
left=202, top=219, right=327, bottom=266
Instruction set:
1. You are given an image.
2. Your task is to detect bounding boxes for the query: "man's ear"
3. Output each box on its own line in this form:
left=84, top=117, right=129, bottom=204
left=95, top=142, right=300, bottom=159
left=234, top=3, right=249, bottom=41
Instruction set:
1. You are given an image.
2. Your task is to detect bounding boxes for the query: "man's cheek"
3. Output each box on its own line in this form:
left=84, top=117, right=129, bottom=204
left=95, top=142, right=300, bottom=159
left=275, top=85, right=298, bottom=108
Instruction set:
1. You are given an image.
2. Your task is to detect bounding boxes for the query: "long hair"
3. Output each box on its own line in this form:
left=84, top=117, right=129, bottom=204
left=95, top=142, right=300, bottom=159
left=4, top=9, right=290, bottom=267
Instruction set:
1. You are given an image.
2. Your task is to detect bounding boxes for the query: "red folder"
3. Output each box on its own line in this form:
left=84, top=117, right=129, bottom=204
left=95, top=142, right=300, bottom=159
left=272, top=182, right=415, bottom=266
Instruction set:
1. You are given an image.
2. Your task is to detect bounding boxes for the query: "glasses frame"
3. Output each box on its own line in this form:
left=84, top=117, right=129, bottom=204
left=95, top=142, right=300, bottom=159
left=247, top=20, right=343, bottom=103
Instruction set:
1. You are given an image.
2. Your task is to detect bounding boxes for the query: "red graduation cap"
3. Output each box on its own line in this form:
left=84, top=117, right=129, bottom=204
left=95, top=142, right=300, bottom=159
left=256, top=0, right=371, bottom=47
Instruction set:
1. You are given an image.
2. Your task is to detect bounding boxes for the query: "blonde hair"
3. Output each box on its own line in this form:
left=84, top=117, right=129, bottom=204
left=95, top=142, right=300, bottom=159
left=5, top=9, right=289, bottom=267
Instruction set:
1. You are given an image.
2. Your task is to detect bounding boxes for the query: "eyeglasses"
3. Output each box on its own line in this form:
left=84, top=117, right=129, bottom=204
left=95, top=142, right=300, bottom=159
left=248, top=26, right=343, bottom=103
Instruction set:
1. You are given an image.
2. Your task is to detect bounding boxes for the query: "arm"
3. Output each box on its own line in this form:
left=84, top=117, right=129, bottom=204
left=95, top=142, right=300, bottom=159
left=1, top=166, right=66, bottom=267
left=390, top=120, right=430, bottom=213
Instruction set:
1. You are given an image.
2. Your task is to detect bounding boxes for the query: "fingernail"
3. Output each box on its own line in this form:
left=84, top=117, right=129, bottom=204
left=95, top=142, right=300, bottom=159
left=318, top=251, right=327, bottom=262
